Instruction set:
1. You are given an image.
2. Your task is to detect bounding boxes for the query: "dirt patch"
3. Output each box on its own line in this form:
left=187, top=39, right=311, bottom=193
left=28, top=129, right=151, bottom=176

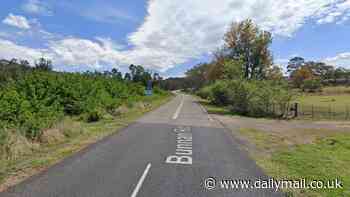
left=213, top=114, right=349, bottom=148
left=111, top=106, right=130, bottom=117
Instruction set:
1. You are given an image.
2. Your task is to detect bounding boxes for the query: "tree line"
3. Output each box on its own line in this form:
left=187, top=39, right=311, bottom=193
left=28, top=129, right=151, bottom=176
left=178, top=19, right=350, bottom=118
left=0, top=58, right=162, bottom=87
left=287, top=57, right=350, bottom=91
left=181, top=19, right=294, bottom=117
left=0, top=58, right=166, bottom=141
left=161, top=21, right=349, bottom=93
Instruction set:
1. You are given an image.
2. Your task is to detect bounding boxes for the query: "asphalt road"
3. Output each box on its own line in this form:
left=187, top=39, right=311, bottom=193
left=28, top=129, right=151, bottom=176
left=1, top=94, right=283, bottom=197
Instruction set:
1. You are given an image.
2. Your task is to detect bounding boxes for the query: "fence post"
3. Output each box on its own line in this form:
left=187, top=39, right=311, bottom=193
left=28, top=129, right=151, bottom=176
left=294, top=103, right=298, bottom=118
left=346, top=105, right=349, bottom=120
left=312, top=104, right=314, bottom=120
left=328, top=105, right=332, bottom=120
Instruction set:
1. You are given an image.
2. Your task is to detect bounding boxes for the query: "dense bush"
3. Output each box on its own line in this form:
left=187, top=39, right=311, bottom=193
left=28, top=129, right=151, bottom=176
left=301, top=79, right=322, bottom=92
left=209, top=81, right=232, bottom=106
left=0, top=70, right=152, bottom=139
left=200, top=80, right=294, bottom=117
left=84, top=110, right=103, bottom=123
left=197, top=86, right=213, bottom=100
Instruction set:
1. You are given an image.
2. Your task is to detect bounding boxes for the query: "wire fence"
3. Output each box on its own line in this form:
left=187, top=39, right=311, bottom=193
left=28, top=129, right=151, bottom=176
left=266, top=103, right=350, bottom=120
left=297, top=104, right=350, bottom=120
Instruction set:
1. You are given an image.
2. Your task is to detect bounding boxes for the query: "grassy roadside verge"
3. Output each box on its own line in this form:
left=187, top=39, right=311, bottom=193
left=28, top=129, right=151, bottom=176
left=0, top=94, right=173, bottom=192
left=198, top=99, right=349, bottom=197
left=238, top=128, right=350, bottom=197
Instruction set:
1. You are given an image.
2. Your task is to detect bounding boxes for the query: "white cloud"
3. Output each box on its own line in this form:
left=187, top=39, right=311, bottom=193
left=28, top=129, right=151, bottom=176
left=2, top=14, right=31, bottom=29
left=317, top=0, right=350, bottom=24
left=22, top=0, right=53, bottom=16
left=0, top=39, right=48, bottom=64
left=48, top=38, right=126, bottom=68
left=324, top=52, right=350, bottom=68
left=125, top=0, right=350, bottom=70
left=0, top=37, right=125, bottom=69
left=2, top=0, right=350, bottom=72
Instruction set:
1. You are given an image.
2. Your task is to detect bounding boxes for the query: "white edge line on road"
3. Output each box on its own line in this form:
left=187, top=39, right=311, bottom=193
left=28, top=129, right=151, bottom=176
left=198, top=103, right=213, bottom=121
left=130, top=163, right=152, bottom=197
left=172, top=95, right=184, bottom=119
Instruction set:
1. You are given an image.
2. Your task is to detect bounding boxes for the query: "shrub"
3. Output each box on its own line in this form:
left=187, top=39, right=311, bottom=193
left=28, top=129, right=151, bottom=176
left=0, top=69, right=166, bottom=141
left=0, top=127, right=7, bottom=147
left=209, top=81, right=231, bottom=106
left=55, top=118, right=84, bottom=138
left=200, top=80, right=294, bottom=117
left=197, top=86, right=213, bottom=100
left=301, top=79, right=322, bottom=92
left=225, top=80, right=251, bottom=115
left=84, top=110, right=103, bottom=123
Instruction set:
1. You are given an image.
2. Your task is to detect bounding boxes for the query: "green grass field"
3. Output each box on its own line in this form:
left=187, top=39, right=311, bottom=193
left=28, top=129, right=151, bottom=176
left=322, top=86, right=350, bottom=95
left=270, top=134, right=350, bottom=197
left=298, top=94, right=350, bottom=109
left=296, top=86, right=350, bottom=120
left=199, top=94, right=350, bottom=196
left=242, top=129, right=350, bottom=197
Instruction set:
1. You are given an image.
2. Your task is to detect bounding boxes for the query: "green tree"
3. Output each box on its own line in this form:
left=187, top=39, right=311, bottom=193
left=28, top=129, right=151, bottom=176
left=223, top=19, right=273, bottom=80
left=111, top=68, right=123, bottom=80
left=206, top=48, right=227, bottom=81
left=291, top=66, right=315, bottom=89
left=306, top=61, right=334, bottom=80
left=265, top=65, right=284, bottom=81
left=185, top=63, right=211, bottom=90
left=124, top=73, right=132, bottom=81
left=128, top=64, right=152, bottom=85
left=223, top=59, right=244, bottom=80
left=287, top=57, right=305, bottom=74
left=35, top=57, right=52, bottom=71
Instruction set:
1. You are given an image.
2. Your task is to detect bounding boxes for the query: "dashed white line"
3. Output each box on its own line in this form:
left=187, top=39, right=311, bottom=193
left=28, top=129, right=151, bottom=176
left=130, top=163, right=152, bottom=197
left=172, top=95, right=184, bottom=119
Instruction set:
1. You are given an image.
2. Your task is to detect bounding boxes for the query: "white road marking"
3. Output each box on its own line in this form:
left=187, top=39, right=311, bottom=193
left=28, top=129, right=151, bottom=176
left=198, top=103, right=213, bottom=121
left=166, top=127, right=193, bottom=165
left=172, top=95, right=184, bottom=119
left=130, top=163, right=152, bottom=197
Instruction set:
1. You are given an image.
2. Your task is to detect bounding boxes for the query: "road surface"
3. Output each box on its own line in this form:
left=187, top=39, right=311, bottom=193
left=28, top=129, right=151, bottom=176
left=1, top=94, right=283, bottom=197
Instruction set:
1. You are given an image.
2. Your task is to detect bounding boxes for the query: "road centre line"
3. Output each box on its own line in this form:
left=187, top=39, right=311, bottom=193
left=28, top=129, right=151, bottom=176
left=130, top=163, right=152, bottom=197
left=172, top=95, right=184, bottom=119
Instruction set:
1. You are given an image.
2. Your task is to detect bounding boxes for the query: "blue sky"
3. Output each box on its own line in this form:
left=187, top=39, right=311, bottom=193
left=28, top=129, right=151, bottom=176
left=0, top=0, right=350, bottom=77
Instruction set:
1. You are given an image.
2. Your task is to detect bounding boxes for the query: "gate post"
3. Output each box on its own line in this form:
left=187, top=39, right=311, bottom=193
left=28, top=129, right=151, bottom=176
left=294, top=103, right=298, bottom=118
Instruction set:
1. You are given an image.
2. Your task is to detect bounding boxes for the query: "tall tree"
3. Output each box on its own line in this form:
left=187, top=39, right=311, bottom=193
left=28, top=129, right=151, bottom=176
left=291, top=66, right=315, bottom=88
left=35, top=57, right=52, bottom=71
left=223, top=19, right=273, bottom=79
left=306, top=61, right=334, bottom=79
left=111, top=68, right=123, bottom=80
left=287, top=57, right=305, bottom=74
left=124, top=73, right=132, bottom=81
left=128, top=64, right=152, bottom=86
left=206, top=48, right=227, bottom=81
left=185, top=63, right=210, bottom=90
